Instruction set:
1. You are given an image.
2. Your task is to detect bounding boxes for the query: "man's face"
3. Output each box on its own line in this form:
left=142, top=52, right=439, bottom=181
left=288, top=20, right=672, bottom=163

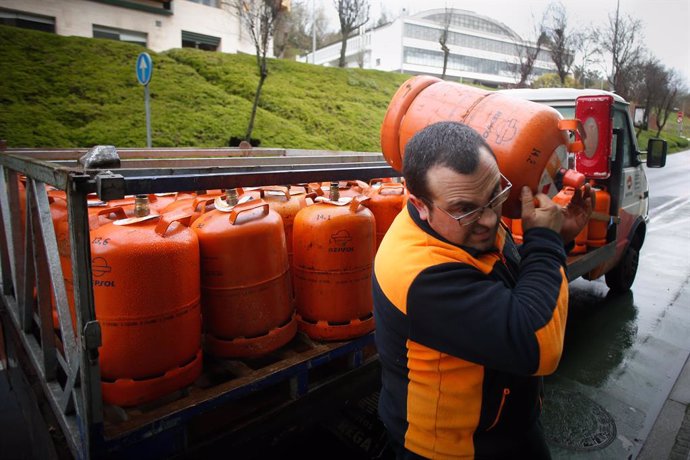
left=410, top=148, right=503, bottom=252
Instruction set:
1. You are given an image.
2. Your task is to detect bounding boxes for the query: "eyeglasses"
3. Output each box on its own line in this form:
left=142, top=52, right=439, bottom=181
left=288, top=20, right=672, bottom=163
left=433, top=174, right=512, bottom=226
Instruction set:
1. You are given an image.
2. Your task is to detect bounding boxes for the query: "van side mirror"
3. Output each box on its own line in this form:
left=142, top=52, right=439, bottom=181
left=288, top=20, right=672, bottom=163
left=646, top=138, right=667, bottom=168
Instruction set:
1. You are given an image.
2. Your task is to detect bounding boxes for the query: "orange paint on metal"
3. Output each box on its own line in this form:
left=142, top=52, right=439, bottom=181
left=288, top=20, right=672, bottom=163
left=193, top=199, right=296, bottom=358
left=364, top=183, right=407, bottom=250
left=160, top=192, right=222, bottom=222
left=316, top=180, right=370, bottom=199
left=92, top=212, right=202, bottom=406
left=587, top=188, right=611, bottom=248
left=380, top=76, right=582, bottom=218
left=255, top=186, right=313, bottom=298
left=292, top=196, right=376, bottom=341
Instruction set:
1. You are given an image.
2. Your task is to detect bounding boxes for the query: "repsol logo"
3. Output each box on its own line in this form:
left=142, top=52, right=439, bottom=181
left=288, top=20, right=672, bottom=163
left=329, top=247, right=354, bottom=253
left=94, top=280, right=116, bottom=288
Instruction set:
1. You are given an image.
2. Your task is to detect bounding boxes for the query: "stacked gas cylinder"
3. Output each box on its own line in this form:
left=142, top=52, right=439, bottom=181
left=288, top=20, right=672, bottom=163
left=45, top=179, right=407, bottom=407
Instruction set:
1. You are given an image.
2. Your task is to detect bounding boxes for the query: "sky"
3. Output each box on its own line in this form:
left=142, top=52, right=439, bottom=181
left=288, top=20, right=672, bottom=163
left=321, top=0, right=690, bottom=87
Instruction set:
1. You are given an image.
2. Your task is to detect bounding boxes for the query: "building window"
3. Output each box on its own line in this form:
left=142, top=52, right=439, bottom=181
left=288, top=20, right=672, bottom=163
left=181, top=30, right=220, bottom=51
left=376, top=58, right=381, bottom=66
left=403, top=47, right=518, bottom=77
left=187, top=0, right=220, bottom=7
left=93, top=25, right=147, bottom=46
left=405, top=23, right=517, bottom=58
left=424, top=12, right=514, bottom=38
left=0, top=8, right=55, bottom=33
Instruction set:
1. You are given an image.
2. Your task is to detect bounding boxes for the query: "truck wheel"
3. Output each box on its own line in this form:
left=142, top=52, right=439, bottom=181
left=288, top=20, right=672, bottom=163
left=605, top=246, right=639, bottom=293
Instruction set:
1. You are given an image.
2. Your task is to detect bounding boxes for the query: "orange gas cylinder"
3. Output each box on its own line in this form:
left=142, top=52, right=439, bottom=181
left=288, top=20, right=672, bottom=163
left=160, top=192, right=221, bottom=221
left=255, top=186, right=313, bottom=296
left=317, top=180, right=369, bottom=199
left=49, top=193, right=130, bottom=332
left=149, top=193, right=181, bottom=213
left=193, top=190, right=296, bottom=358
left=364, top=183, right=407, bottom=249
left=587, top=188, right=611, bottom=248
left=104, top=194, right=172, bottom=217
left=91, top=198, right=202, bottom=407
left=368, top=177, right=395, bottom=187
left=18, top=176, right=27, bottom=231
left=552, top=187, right=588, bottom=254
left=380, top=76, right=585, bottom=217
left=292, top=184, right=376, bottom=341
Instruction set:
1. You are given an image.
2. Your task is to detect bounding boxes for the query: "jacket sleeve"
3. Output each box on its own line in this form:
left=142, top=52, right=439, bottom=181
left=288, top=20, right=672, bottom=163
left=406, top=227, right=568, bottom=376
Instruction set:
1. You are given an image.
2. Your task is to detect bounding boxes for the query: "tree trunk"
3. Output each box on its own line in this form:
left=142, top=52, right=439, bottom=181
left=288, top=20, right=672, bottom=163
left=441, top=44, right=449, bottom=80
left=339, top=33, right=348, bottom=67
left=246, top=70, right=267, bottom=142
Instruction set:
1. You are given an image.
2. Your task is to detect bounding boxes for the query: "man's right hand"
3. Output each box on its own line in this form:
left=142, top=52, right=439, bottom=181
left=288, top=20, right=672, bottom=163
left=520, top=186, right=563, bottom=234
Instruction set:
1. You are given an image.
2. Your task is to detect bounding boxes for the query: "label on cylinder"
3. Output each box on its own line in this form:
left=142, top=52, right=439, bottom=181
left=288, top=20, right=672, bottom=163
left=537, top=145, right=568, bottom=197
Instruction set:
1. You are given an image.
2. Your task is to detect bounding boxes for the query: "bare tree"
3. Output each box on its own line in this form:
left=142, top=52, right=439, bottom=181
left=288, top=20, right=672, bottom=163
left=333, top=0, right=370, bottom=68
left=544, top=2, right=579, bottom=84
left=572, top=27, right=603, bottom=88
left=515, top=11, right=548, bottom=88
left=651, top=69, right=685, bottom=137
left=438, top=7, right=452, bottom=80
left=375, top=4, right=394, bottom=28
left=632, top=58, right=666, bottom=132
left=273, top=0, right=330, bottom=59
left=231, top=0, right=289, bottom=143
left=598, top=1, right=645, bottom=99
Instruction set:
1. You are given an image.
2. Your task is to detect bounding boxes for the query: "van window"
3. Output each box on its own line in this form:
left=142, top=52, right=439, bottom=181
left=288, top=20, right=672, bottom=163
left=613, top=109, right=632, bottom=167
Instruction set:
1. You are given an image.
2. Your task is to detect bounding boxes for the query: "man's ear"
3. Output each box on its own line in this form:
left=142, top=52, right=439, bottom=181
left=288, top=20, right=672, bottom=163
left=408, top=194, right=430, bottom=221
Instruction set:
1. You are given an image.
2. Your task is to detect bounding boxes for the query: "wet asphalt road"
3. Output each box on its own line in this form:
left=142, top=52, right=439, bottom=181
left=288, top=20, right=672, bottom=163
left=543, top=150, right=690, bottom=459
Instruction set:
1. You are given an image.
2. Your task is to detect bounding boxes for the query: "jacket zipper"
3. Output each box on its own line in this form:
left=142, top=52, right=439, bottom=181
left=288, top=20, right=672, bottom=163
left=486, top=388, right=511, bottom=431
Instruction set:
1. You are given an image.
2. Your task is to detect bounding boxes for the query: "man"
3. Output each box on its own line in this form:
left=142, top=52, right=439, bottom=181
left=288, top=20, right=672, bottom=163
left=373, top=121, right=592, bottom=459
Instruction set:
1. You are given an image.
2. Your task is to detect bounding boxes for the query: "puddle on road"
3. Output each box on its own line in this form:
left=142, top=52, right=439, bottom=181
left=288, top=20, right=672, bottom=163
left=557, top=281, right=638, bottom=387
left=542, top=388, right=617, bottom=451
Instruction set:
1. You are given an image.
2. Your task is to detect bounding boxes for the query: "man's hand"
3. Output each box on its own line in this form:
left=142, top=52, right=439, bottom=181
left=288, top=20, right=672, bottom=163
left=559, top=183, right=594, bottom=244
left=520, top=186, right=563, bottom=233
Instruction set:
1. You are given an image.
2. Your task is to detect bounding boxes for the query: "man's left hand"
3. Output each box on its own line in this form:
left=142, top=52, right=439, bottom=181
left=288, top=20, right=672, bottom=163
left=560, top=184, right=594, bottom=244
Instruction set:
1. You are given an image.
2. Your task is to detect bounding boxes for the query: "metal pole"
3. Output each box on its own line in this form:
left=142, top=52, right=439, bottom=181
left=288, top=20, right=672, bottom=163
left=681, top=102, right=685, bottom=137
left=312, top=0, right=316, bottom=64
left=145, top=84, right=152, bottom=148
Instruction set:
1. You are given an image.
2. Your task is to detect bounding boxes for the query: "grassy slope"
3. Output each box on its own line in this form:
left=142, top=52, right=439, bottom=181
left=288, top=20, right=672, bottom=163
left=1, top=25, right=686, bottom=152
left=0, top=25, right=408, bottom=150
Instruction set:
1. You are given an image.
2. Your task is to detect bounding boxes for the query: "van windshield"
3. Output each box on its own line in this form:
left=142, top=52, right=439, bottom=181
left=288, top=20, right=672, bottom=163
left=553, top=107, right=575, bottom=118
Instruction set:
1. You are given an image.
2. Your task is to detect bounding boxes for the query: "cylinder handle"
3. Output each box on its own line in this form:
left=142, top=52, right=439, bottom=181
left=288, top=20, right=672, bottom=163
left=558, top=119, right=586, bottom=153
left=154, top=212, right=194, bottom=236
left=229, top=199, right=270, bottom=225
left=259, top=185, right=291, bottom=200
left=349, top=195, right=370, bottom=213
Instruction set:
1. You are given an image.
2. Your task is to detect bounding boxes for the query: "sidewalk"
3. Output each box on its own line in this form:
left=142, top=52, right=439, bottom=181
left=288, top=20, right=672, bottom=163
left=639, top=353, right=690, bottom=460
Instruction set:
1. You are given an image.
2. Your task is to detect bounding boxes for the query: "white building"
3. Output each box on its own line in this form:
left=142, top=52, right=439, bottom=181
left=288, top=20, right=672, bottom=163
left=0, top=0, right=257, bottom=55
left=300, top=8, right=555, bottom=88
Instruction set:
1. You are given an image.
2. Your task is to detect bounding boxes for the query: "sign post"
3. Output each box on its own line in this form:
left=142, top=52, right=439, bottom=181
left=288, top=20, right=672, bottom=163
left=678, top=111, right=684, bottom=137
left=136, top=52, right=153, bottom=148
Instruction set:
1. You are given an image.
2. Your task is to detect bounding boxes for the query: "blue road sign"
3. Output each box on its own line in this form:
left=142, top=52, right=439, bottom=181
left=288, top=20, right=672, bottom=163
left=136, top=52, right=153, bottom=86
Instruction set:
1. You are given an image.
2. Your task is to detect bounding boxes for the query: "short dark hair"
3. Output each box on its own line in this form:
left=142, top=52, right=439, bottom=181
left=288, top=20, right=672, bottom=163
left=402, top=121, right=495, bottom=204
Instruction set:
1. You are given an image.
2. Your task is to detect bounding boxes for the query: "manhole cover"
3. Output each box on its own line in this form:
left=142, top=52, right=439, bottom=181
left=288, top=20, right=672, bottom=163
left=542, top=388, right=617, bottom=451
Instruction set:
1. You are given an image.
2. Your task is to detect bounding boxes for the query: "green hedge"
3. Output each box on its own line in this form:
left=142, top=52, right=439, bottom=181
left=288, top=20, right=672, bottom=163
left=0, top=25, right=409, bottom=150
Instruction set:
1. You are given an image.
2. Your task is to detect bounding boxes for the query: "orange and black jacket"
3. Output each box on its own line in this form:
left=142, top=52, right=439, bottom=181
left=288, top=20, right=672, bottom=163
left=373, top=202, right=569, bottom=459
